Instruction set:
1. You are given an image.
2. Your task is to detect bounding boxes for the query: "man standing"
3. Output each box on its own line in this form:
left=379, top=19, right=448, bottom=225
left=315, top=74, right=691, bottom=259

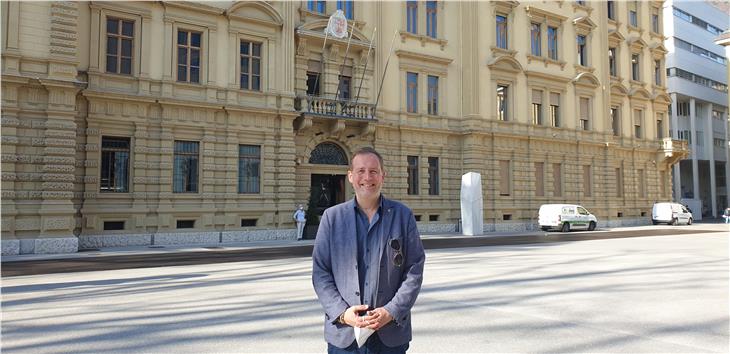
left=294, top=204, right=307, bottom=240
left=312, top=147, right=425, bottom=353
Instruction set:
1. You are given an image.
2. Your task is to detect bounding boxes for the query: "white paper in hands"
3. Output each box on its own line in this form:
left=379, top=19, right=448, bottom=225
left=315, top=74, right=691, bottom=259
left=353, top=325, right=375, bottom=348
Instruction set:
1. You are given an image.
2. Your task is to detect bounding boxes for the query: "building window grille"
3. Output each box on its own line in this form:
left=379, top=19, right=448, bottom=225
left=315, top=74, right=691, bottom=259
left=173, top=141, right=199, bottom=193
left=577, top=35, right=587, bottom=66
left=238, top=145, right=261, bottom=194
left=549, top=92, right=560, bottom=127
left=337, top=0, right=354, bottom=19
left=532, top=89, right=543, bottom=125
left=547, top=26, right=558, bottom=60
left=531, top=23, right=541, bottom=56
left=308, top=1, right=325, bottom=13
left=407, top=1, right=418, bottom=34
left=106, top=18, right=133, bottom=75
left=240, top=41, right=261, bottom=91
left=177, top=30, right=201, bottom=83
left=426, top=1, right=437, bottom=38
left=407, top=72, right=418, bottom=113
left=427, top=75, right=438, bottom=115
left=309, top=142, right=348, bottom=165
left=496, top=84, right=508, bottom=121
left=100, top=137, right=130, bottom=193
left=407, top=156, right=419, bottom=195
left=496, top=15, right=508, bottom=49
left=428, top=157, right=439, bottom=196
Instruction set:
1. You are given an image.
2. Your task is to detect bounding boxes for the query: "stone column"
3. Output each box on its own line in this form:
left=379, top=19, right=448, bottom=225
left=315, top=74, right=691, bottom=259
left=689, top=98, right=699, bottom=200
left=706, top=105, right=717, bottom=217
left=670, top=93, right=681, bottom=201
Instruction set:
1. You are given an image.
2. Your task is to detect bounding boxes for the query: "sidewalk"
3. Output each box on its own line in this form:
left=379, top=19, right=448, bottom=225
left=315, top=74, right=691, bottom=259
left=5, top=223, right=725, bottom=263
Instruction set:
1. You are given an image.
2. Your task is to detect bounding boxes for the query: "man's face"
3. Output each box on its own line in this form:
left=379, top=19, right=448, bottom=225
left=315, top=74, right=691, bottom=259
left=348, top=153, right=385, bottom=201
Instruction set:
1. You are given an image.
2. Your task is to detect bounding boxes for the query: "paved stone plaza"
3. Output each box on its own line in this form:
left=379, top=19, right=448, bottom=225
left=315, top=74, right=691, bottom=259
left=1, top=225, right=728, bottom=353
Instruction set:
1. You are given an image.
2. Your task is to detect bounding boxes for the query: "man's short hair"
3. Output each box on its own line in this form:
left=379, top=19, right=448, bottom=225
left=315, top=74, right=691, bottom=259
left=349, top=146, right=384, bottom=172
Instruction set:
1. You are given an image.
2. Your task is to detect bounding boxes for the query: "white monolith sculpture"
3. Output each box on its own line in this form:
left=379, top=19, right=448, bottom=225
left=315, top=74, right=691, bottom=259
left=460, top=172, right=483, bottom=235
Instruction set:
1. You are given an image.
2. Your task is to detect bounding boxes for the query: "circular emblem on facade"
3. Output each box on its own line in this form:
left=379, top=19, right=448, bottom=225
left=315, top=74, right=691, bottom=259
left=325, top=10, right=348, bottom=39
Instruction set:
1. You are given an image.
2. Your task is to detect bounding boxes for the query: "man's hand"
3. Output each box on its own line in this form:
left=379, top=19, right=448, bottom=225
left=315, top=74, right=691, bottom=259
left=362, top=307, right=393, bottom=330
left=341, top=304, right=370, bottom=327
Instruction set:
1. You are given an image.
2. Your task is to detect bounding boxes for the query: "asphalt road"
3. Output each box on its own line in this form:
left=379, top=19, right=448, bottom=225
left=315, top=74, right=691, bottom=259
left=2, top=227, right=723, bottom=277
left=1, top=227, right=727, bottom=353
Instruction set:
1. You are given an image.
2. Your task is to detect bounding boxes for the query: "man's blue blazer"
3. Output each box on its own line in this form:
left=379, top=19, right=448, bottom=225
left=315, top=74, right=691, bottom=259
left=312, top=197, right=426, bottom=348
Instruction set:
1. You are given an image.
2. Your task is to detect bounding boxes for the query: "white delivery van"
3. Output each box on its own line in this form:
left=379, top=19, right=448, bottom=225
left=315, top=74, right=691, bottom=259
left=651, top=202, right=693, bottom=225
left=539, top=204, right=598, bottom=232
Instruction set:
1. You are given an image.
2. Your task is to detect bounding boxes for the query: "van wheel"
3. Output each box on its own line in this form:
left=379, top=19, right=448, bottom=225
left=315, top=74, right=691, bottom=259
left=541, top=226, right=549, bottom=232
left=670, top=218, right=677, bottom=226
left=687, top=218, right=692, bottom=225
left=588, top=221, right=596, bottom=231
left=652, top=220, right=658, bottom=225
left=561, top=222, right=570, bottom=233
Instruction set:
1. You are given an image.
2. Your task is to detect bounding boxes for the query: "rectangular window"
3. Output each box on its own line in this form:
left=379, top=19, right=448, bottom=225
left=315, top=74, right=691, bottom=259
left=531, top=23, right=541, bottom=56
left=532, top=89, right=543, bottom=125
left=100, top=136, right=130, bottom=193
left=240, top=41, right=261, bottom=91
left=173, top=140, right=199, bottom=193
left=496, top=15, right=508, bottom=49
left=407, top=72, right=418, bottom=113
left=407, top=1, right=418, bottom=34
left=308, top=0, right=325, bottom=13
left=428, top=157, right=439, bottom=196
left=677, top=102, right=690, bottom=116
left=306, top=72, right=320, bottom=95
left=634, top=109, right=643, bottom=138
left=616, top=168, right=623, bottom=197
left=427, top=75, right=438, bottom=115
left=651, top=7, right=660, bottom=33
left=547, top=26, right=558, bottom=60
left=577, top=35, right=587, bottom=66
left=583, top=165, right=592, bottom=197
left=426, top=1, right=437, bottom=38
left=177, top=30, right=201, bottom=83
left=497, top=84, right=508, bottom=121
left=638, top=169, right=646, bottom=198
left=656, top=113, right=664, bottom=139
left=338, top=75, right=351, bottom=99
left=337, top=0, right=354, bottom=20
left=499, top=160, right=511, bottom=196
left=535, top=162, right=544, bottom=197
left=553, top=163, right=562, bottom=197
left=177, top=220, right=195, bottom=229
left=631, top=53, right=640, bottom=81
left=579, top=97, right=590, bottom=131
left=407, top=156, right=419, bottom=195
left=608, top=47, right=617, bottom=77
left=106, top=18, right=133, bottom=75
left=607, top=1, right=616, bottom=20
left=654, top=60, right=661, bottom=86
left=629, top=1, right=638, bottom=27
left=238, top=145, right=261, bottom=194
left=104, top=221, right=125, bottom=231
left=611, top=106, right=621, bottom=136
left=550, top=92, right=560, bottom=127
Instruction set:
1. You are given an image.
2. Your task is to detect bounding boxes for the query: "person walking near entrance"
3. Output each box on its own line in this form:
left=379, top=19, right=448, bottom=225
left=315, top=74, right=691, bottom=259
left=312, top=147, right=426, bottom=353
left=294, top=204, right=307, bottom=240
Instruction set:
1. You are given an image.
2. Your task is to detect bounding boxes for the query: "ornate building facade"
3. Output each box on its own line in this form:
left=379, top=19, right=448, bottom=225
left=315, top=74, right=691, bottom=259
left=1, top=1, right=687, bottom=255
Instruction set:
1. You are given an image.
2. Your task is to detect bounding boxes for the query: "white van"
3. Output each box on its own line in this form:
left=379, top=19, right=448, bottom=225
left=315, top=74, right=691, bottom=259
left=652, top=202, right=693, bottom=225
left=538, top=204, right=598, bottom=232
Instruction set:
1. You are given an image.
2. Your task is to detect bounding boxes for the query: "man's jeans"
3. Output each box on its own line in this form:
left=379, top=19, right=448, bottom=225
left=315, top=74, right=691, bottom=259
left=327, top=334, right=409, bottom=354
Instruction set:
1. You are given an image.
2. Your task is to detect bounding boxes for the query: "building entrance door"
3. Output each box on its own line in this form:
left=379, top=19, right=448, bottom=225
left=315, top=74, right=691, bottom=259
left=305, top=174, right=346, bottom=239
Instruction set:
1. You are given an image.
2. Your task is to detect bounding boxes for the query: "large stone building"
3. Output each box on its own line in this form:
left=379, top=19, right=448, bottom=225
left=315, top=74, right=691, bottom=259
left=663, top=0, right=729, bottom=218
left=1, top=1, right=687, bottom=255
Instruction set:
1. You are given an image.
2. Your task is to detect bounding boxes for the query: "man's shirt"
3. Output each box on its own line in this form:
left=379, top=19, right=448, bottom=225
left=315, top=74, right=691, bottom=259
left=354, top=197, right=384, bottom=307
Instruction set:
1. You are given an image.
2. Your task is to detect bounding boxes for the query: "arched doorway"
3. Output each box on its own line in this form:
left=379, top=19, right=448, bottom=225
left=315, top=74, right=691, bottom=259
left=305, top=142, right=348, bottom=238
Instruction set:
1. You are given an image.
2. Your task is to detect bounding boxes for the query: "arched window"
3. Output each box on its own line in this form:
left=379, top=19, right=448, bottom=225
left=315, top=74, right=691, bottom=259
left=309, top=142, right=348, bottom=165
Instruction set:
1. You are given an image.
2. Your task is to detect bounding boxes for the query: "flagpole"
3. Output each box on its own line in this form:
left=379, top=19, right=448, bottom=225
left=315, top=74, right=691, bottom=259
left=372, top=29, right=398, bottom=119
left=334, top=23, right=355, bottom=101
left=353, top=27, right=376, bottom=106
